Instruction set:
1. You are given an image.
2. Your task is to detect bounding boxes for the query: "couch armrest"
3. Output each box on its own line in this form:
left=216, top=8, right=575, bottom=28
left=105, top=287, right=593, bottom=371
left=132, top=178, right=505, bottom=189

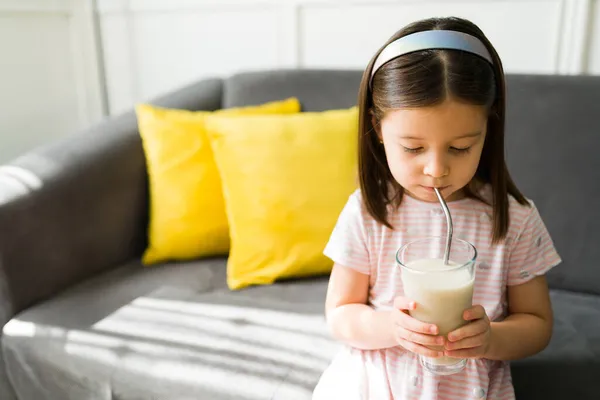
left=0, top=77, right=223, bottom=320
left=0, top=77, right=222, bottom=400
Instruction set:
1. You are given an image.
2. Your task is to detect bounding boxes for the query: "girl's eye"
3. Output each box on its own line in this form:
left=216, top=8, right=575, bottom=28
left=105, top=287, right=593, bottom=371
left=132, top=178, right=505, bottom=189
left=403, top=146, right=471, bottom=154
left=450, top=146, right=471, bottom=154
left=403, top=147, right=423, bottom=154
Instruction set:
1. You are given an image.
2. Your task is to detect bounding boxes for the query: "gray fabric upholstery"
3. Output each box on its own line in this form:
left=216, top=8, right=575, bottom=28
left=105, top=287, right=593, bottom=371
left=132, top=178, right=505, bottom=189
left=151, top=77, right=223, bottom=111
left=0, top=262, right=16, bottom=399
left=511, top=290, right=600, bottom=399
left=0, top=77, right=223, bottom=400
left=0, top=113, right=147, bottom=315
left=0, top=111, right=150, bottom=400
left=2, top=257, right=598, bottom=400
left=223, top=69, right=362, bottom=111
left=505, top=75, right=600, bottom=295
left=2, top=258, right=338, bottom=400
left=0, top=77, right=223, bottom=316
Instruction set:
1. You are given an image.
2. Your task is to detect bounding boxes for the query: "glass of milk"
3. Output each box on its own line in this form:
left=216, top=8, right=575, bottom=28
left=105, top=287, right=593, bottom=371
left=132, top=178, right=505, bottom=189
left=396, top=236, right=477, bottom=376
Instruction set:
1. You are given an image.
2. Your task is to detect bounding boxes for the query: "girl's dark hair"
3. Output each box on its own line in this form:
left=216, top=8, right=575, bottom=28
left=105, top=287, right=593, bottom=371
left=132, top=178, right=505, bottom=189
left=358, top=16, right=527, bottom=243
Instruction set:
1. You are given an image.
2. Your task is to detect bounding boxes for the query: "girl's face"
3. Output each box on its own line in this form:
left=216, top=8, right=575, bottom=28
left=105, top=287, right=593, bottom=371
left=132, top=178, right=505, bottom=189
left=378, top=99, right=488, bottom=203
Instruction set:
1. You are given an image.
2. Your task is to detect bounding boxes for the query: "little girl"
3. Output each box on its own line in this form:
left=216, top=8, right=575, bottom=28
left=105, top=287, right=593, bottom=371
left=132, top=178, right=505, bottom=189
left=312, top=17, right=561, bottom=400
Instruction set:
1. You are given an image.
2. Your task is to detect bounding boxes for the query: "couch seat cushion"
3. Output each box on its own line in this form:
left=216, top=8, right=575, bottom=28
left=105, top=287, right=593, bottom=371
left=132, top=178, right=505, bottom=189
left=4, top=259, right=598, bottom=400
left=511, top=289, right=600, bottom=399
left=2, top=258, right=339, bottom=400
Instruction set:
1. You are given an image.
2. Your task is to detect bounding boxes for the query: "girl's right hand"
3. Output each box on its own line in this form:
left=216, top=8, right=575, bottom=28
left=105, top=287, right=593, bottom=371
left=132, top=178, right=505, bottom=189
left=391, top=296, right=445, bottom=358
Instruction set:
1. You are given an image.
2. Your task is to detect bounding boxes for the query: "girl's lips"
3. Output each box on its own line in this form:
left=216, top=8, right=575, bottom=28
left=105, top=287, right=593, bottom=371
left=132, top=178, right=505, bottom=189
left=421, top=185, right=450, bottom=192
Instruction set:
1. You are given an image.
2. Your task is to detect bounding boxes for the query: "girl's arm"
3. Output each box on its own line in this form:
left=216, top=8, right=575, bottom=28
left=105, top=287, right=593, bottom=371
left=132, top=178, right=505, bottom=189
left=485, top=275, right=553, bottom=361
left=325, top=262, right=444, bottom=353
left=325, top=263, right=397, bottom=350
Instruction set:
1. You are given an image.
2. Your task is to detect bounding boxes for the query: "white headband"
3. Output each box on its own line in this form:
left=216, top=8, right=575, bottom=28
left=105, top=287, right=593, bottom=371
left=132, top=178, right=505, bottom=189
left=370, top=30, right=494, bottom=87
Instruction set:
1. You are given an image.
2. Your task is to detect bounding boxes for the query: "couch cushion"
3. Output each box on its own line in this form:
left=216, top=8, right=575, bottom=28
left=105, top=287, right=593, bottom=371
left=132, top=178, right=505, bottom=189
left=504, top=74, right=600, bottom=295
left=511, top=289, right=600, bottom=399
left=223, top=69, right=363, bottom=111
left=2, top=259, right=339, bottom=400
left=3, top=261, right=599, bottom=399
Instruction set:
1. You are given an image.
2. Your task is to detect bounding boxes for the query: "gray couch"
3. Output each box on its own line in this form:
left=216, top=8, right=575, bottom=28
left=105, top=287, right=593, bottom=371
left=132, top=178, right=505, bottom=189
left=0, top=69, right=598, bottom=400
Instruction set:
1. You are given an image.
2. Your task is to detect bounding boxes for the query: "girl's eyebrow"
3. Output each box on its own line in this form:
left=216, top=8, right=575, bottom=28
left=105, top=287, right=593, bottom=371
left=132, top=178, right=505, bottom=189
left=399, top=131, right=482, bottom=140
left=455, top=131, right=483, bottom=139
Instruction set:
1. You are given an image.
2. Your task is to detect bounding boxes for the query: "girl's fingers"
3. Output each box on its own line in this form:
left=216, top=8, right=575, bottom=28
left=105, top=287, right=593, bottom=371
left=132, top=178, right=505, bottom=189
left=393, top=308, right=439, bottom=335
left=397, top=338, right=444, bottom=358
left=444, top=347, right=485, bottom=359
left=445, top=334, right=485, bottom=351
left=393, top=296, right=417, bottom=311
left=395, top=325, right=445, bottom=347
left=463, top=305, right=487, bottom=321
left=448, top=319, right=488, bottom=342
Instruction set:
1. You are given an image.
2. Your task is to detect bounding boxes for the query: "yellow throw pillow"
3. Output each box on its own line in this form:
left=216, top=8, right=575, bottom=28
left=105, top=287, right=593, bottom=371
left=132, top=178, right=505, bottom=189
left=136, top=97, right=301, bottom=265
left=206, top=107, right=359, bottom=290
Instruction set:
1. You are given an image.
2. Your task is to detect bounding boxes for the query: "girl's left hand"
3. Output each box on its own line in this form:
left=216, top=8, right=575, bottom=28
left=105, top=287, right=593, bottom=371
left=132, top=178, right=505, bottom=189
left=444, top=305, right=491, bottom=359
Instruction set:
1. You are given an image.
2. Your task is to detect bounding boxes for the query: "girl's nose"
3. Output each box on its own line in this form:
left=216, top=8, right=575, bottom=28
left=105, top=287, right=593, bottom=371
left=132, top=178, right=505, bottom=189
left=423, top=153, right=449, bottom=178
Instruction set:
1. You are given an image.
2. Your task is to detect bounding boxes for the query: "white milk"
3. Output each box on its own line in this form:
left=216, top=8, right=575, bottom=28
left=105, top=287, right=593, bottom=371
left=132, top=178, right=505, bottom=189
left=401, top=258, right=475, bottom=366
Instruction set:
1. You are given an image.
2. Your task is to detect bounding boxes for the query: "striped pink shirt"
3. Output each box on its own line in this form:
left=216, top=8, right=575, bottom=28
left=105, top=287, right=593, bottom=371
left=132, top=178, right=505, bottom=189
left=313, top=185, right=561, bottom=400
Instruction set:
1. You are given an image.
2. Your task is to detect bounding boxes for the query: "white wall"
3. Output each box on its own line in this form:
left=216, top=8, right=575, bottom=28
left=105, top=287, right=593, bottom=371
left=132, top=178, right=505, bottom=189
left=1, top=0, right=600, bottom=163
left=589, top=0, right=600, bottom=73
left=97, top=0, right=600, bottom=116
left=0, top=0, right=104, bottom=163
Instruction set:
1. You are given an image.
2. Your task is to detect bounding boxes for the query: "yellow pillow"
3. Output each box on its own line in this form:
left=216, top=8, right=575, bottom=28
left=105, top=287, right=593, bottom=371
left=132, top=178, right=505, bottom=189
left=206, top=107, right=359, bottom=290
left=136, top=97, right=301, bottom=265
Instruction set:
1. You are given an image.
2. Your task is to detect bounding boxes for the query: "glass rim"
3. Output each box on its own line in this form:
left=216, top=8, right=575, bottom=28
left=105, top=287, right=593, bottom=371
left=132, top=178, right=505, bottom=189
left=395, top=236, right=478, bottom=273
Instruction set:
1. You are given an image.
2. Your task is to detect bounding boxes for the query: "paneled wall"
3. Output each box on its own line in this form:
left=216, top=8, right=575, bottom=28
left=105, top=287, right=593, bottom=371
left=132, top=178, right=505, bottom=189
left=1, top=0, right=598, bottom=162
left=97, top=0, right=598, bottom=115
left=0, top=0, right=103, bottom=162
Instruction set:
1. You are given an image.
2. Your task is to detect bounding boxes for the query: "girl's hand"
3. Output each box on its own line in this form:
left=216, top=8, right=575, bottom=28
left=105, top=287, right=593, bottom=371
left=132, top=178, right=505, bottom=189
left=391, top=296, right=445, bottom=358
left=444, top=305, right=491, bottom=359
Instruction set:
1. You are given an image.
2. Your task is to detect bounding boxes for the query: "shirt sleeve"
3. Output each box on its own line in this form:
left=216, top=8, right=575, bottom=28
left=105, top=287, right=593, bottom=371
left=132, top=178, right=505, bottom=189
left=507, top=202, right=562, bottom=286
left=323, top=191, right=371, bottom=275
